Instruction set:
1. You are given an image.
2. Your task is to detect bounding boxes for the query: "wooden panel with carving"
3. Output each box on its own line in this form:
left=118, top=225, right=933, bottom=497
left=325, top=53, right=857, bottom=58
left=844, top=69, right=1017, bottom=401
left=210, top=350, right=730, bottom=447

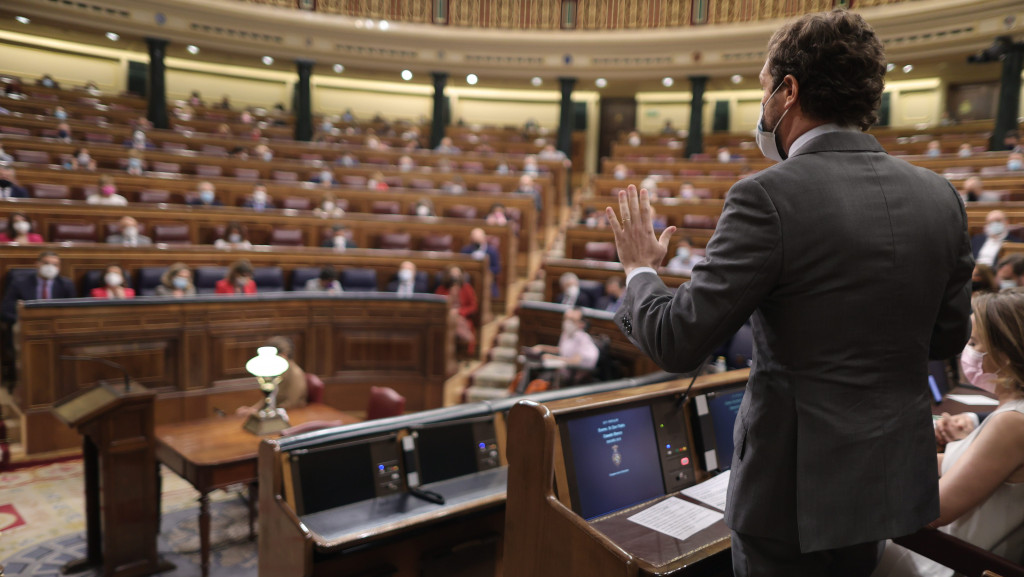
left=17, top=295, right=452, bottom=454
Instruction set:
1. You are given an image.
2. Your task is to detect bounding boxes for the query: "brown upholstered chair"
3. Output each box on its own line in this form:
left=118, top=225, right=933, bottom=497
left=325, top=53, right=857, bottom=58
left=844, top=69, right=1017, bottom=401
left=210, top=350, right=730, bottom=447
left=234, top=168, right=260, bottom=180
left=137, top=189, right=172, bottom=204
left=281, top=197, right=312, bottom=210
left=149, top=161, right=180, bottom=173
left=366, top=386, right=406, bottom=420
left=306, top=373, right=324, bottom=404
left=444, top=205, right=478, bottom=219
left=32, top=183, right=70, bottom=199
left=195, top=165, right=223, bottom=177
left=269, top=228, right=304, bottom=247
left=371, top=201, right=400, bottom=215
left=682, top=214, right=718, bottom=229
left=152, top=223, right=191, bottom=245
left=49, top=222, right=97, bottom=242
left=420, top=234, right=453, bottom=252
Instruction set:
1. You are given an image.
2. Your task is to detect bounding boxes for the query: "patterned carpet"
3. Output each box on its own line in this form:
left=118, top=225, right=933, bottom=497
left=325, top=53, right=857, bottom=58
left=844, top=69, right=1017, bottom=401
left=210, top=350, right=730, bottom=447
left=1, top=460, right=256, bottom=576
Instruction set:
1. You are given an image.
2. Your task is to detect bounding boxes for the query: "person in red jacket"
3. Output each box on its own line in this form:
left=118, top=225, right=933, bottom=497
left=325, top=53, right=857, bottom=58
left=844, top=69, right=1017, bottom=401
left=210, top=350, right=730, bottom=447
left=91, top=264, right=135, bottom=300
left=435, top=265, right=477, bottom=356
left=0, top=212, right=44, bottom=244
left=215, top=259, right=257, bottom=294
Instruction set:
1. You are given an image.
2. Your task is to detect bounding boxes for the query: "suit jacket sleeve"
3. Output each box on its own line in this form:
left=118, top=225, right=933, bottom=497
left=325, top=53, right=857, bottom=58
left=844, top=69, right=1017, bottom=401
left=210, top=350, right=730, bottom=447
left=614, top=178, right=782, bottom=373
left=929, top=187, right=973, bottom=360
left=1, top=279, right=26, bottom=323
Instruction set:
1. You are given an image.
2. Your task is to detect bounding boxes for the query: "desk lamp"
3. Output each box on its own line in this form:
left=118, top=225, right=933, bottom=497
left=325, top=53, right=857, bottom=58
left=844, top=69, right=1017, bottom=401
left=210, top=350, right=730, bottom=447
left=243, top=346, right=291, bottom=435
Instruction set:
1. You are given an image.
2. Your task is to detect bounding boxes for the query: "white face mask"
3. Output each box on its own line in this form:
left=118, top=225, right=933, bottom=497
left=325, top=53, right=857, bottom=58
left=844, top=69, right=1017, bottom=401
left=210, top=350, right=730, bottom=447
left=228, top=233, right=242, bottom=243
left=323, top=201, right=335, bottom=212
left=564, top=285, right=579, bottom=298
left=398, top=269, right=413, bottom=282
left=123, top=226, right=138, bottom=238
left=676, top=247, right=691, bottom=260
left=13, top=221, right=30, bottom=234
left=628, top=136, right=641, bottom=147
left=562, top=320, right=578, bottom=335
left=718, top=151, right=731, bottom=163
left=958, top=148, right=972, bottom=158
left=253, top=191, right=267, bottom=203
left=105, top=272, right=123, bottom=287
left=333, top=235, right=347, bottom=249
left=755, top=81, right=790, bottom=162
left=1000, top=279, right=1018, bottom=291
left=39, top=264, right=59, bottom=280
left=416, top=205, right=430, bottom=217
left=986, top=221, right=1006, bottom=237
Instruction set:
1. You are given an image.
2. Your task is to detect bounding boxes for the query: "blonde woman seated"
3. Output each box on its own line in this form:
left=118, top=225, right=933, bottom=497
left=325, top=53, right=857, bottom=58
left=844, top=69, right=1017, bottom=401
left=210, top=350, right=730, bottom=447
left=155, top=262, right=195, bottom=297
left=872, top=289, right=1024, bottom=577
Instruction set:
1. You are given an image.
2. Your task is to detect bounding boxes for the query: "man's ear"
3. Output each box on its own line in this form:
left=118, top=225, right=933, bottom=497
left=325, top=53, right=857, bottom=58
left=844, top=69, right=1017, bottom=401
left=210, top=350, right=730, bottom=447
left=782, top=74, right=800, bottom=110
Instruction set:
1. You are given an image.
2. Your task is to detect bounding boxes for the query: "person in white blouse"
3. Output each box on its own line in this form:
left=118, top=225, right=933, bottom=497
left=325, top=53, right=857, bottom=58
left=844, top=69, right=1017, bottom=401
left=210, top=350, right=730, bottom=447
left=972, top=210, right=1021, bottom=267
left=872, top=289, right=1024, bottom=577
left=86, top=176, right=128, bottom=206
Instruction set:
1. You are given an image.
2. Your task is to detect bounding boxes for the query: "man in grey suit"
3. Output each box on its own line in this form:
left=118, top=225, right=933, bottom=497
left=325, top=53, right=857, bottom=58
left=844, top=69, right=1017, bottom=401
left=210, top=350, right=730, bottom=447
left=606, top=10, right=973, bottom=577
left=105, top=216, right=152, bottom=247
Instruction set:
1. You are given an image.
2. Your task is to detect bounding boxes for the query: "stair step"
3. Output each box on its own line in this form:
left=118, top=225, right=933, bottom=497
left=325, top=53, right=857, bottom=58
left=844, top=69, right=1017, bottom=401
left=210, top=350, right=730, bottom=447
left=520, top=292, right=545, bottom=302
left=526, top=280, right=545, bottom=292
left=471, top=362, right=517, bottom=389
left=490, top=346, right=517, bottom=363
left=500, top=316, right=520, bottom=333
left=496, top=333, right=518, bottom=348
left=3, top=417, right=20, bottom=443
left=464, top=386, right=511, bottom=402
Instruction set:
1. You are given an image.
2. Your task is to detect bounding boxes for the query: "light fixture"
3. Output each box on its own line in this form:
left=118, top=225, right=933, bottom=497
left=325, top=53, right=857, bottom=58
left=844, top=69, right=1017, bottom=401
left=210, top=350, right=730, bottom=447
left=886, top=63, right=896, bottom=72
left=105, top=32, right=120, bottom=42
left=401, top=69, right=413, bottom=81
left=15, top=16, right=30, bottom=25
left=186, top=45, right=200, bottom=55
left=262, top=56, right=274, bottom=66
left=333, top=63, right=345, bottom=73
left=902, top=64, right=913, bottom=73
left=662, top=77, right=674, bottom=87
left=595, top=78, right=607, bottom=88
left=730, top=74, right=742, bottom=84
left=242, top=346, right=291, bottom=435
left=531, top=76, right=542, bottom=87
left=378, top=20, right=390, bottom=31
left=354, top=19, right=364, bottom=28
left=365, top=19, right=375, bottom=29
left=466, top=73, right=478, bottom=85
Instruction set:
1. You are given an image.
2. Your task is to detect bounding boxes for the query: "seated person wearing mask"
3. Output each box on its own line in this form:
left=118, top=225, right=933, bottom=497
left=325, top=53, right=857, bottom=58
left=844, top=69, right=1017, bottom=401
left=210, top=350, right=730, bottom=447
left=321, top=224, right=357, bottom=250
left=665, top=238, right=702, bottom=274
left=86, top=176, right=128, bottom=206
left=873, top=289, right=1024, bottom=577
left=387, top=261, right=428, bottom=296
left=242, top=183, right=274, bottom=211
left=91, top=265, right=135, bottom=299
left=555, top=272, right=593, bottom=308
left=971, top=210, right=1021, bottom=267
left=599, top=276, right=625, bottom=313
left=106, top=216, right=152, bottom=247
left=0, top=212, right=44, bottom=243
left=236, top=335, right=308, bottom=415
left=304, top=266, right=342, bottom=294
left=529, top=307, right=600, bottom=384
left=460, top=228, right=501, bottom=295
left=995, top=254, right=1024, bottom=291
left=2, top=251, right=76, bottom=325
left=435, top=266, right=477, bottom=356
left=214, top=222, right=253, bottom=250
left=155, top=262, right=195, bottom=297
left=187, top=181, right=223, bottom=207
left=215, top=260, right=257, bottom=294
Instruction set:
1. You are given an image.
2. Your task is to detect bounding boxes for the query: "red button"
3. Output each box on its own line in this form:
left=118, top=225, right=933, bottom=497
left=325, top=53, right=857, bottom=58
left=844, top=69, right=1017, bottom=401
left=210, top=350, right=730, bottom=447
left=680, top=457, right=690, bottom=466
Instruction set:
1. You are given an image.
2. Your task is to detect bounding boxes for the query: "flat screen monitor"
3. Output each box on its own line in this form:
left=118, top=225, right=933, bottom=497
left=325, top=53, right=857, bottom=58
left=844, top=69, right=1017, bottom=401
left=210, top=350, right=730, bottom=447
left=692, top=385, right=745, bottom=473
left=413, top=416, right=499, bottom=486
left=290, top=433, right=397, bottom=516
left=562, top=404, right=666, bottom=520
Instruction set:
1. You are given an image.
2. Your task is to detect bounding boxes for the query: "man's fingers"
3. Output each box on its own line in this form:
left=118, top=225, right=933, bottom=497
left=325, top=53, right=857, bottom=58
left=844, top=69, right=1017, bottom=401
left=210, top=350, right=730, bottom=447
left=606, top=207, right=623, bottom=234
left=658, top=226, right=677, bottom=250
left=638, top=188, right=652, bottom=231
left=627, top=184, right=641, bottom=228
left=618, top=190, right=631, bottom=227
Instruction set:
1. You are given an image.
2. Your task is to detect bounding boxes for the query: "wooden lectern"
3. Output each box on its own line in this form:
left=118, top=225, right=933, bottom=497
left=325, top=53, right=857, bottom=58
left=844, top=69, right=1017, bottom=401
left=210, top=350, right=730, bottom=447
left=52, top=382, right=173, bottom=577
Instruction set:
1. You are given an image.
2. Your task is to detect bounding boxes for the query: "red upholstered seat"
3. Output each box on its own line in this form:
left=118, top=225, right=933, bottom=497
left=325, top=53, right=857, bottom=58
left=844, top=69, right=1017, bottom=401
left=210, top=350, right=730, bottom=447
left=475, top=182, right=503, bottom=193
left=15, top=150, right=51, bottom=164
left=234, top=168, right=260, bottom=180
left=444, top=205, right=478, bottom=219
left=149, top=161, right=180, bottom=173
left=281, top=197, right=312, bottom=210
left=420, top=234, right=453, bottom=252
left=50, top=222, right=97, bottom=242
left=273, top=171, right=299, bottom=182
left=342, top=175, right=367, bottom=187
left=306, top=373, right=324, bottom=404
left=33, top=183, right=70, bottom=199
left=583, top=241, right=616, bottom=262
left=152, top=223, right=191, bottom=245
left=371, top=201, right=400, bottom=215
left=683, top=214, right=718, bottom=229
left=138, top=189, right=172, bottom=204
left=195, top=165, right=223, bottom=177
left=366, top=386, right=406, bottom=420
left=378, top=232, right=411, bottom=250
left=269, top=228, right=304, bottom=247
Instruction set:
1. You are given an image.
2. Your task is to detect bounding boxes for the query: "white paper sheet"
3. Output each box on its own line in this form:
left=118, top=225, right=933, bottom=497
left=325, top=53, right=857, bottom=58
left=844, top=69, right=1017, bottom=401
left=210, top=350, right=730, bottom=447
left=627, top=497, right=723, bottom=542
left=946, top=394, right=999, bottom=406
left=680, top=470, right=731, bottom=511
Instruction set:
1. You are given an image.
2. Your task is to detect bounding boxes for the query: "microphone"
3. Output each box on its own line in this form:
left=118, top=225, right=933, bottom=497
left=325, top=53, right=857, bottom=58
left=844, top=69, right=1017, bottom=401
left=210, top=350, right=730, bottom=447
left=59, top=355, right=132, bottom=392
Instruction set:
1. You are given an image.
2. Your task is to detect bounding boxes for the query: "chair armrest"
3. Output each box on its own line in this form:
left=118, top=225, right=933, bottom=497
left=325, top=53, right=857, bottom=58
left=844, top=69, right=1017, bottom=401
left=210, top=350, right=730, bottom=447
left=893, top=528, right=1024, bottom=577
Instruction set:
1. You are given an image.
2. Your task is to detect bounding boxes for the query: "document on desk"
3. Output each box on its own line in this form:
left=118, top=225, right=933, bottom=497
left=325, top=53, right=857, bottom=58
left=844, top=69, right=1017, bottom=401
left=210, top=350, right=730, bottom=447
left=946, top=394, right=999, bottom=406
left=680, top=470, right=730, bottom=511
left=627, top=497, right=723, bottom=542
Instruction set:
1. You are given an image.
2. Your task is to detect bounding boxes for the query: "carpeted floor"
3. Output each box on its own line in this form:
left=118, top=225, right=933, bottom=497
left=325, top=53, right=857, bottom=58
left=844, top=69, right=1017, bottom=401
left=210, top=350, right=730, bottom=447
left=1, top=460, right=254, bottom=576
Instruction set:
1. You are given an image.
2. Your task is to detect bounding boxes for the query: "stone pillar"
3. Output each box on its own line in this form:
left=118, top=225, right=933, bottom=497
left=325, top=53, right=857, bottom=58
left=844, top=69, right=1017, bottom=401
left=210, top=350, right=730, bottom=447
left=685, top=76, right=708, bottom=158
left=295, top=60, right=314, bottom=142
left=145, top=38, right=168, bottom=130
left=430, top=72, right=448, bottom=149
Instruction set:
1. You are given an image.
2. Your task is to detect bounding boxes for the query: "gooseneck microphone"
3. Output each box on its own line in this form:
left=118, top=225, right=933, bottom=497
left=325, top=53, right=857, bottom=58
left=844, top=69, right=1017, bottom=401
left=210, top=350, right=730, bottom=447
left=59, top=355, right=133, bottom=392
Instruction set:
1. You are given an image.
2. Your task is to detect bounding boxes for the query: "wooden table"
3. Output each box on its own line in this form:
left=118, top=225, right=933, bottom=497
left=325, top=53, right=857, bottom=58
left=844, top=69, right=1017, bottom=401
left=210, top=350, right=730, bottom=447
left=155, top=404, right=359, bottom=577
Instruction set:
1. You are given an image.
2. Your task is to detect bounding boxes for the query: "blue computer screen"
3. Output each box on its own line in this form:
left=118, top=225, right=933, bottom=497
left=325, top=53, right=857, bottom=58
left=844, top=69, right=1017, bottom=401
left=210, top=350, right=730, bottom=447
left=566, top=405, right=665, bottom=520
left=707, top=389, right=745, bottom=471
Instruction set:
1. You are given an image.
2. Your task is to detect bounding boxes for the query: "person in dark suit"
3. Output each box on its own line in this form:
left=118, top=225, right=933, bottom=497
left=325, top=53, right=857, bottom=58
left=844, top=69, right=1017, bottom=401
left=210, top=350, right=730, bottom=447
left=241, top=183, right=275, bottom=211
left=386, top=261, right=429, bottom=295
left=0, top=165, right=28, bottom=199
left=970, top=210, right=1023, bottom=267
left=606, top=11, right=972, bottom=576
left=2, top=251, right=77, bottom=324
left=460, top=228, right=501, bottom=293
left=555, top=272, right=594, bottom=309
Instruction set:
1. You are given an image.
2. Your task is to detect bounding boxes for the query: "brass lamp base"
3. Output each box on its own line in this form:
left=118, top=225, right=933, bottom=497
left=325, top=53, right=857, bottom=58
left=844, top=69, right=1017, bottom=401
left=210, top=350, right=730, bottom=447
left=243, top=408, right=290, bottom=435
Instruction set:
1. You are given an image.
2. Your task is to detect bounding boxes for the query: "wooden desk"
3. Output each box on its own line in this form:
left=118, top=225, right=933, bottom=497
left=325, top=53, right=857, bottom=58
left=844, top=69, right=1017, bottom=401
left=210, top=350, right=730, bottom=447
left=156, top=403, right=359, bottom=577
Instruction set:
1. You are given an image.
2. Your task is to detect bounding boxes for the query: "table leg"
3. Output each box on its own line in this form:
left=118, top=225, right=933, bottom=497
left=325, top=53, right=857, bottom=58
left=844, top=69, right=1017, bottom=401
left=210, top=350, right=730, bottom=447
left=248, top=482, right=257, bottom=541
left=199, top=492, right=210, bottom=577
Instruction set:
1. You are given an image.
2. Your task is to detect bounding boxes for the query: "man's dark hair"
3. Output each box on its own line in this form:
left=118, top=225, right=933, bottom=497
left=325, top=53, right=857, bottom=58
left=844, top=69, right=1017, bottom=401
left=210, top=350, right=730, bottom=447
left=37, top=250, right=59, bottom=261
left=997, top=254, right=1024, bottom=277
left=319, top=265, right=338, bottom=281
left=767, top=9, right=886, bottom=130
